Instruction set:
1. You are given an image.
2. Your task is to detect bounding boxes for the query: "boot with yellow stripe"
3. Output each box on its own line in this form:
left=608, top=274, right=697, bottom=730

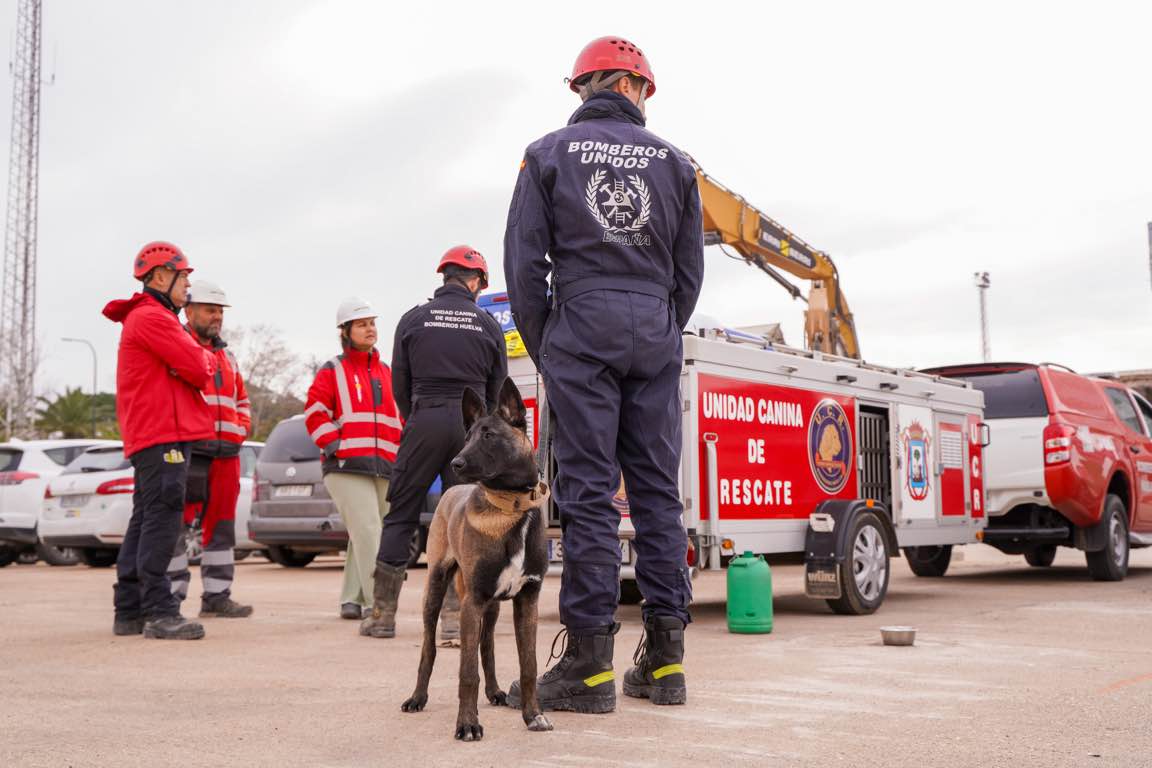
left=506, top=623, right=619, bottom=714
left=623, top=615, right=687, bottom=705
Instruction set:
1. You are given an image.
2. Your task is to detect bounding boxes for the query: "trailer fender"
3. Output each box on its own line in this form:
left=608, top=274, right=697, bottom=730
left=803, top=499, right=895, bottom=599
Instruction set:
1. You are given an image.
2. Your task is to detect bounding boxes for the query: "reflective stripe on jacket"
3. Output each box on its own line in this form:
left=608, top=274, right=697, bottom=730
left=304, top=346, right=401, bottom=477
left=189, top=330, right=251, bottom=457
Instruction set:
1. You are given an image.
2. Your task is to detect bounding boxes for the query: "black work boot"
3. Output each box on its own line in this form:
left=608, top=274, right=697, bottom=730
left=360, top=563, right=406, bottom=638
left=113, top=616, right=145, bottom=636
left=143, top=615, right=206, bottom=640
left=506, top=623, right=619, bottom=714
left=623, top=615, right=687, bottom=705
left=200, top=596, right=254, bottom=618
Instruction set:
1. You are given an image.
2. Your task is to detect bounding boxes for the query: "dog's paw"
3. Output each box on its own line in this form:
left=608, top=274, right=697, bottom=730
left=488, top=689, right=507, bottom=707
left=525, top=713, right=553, bottom=732
left=400, top=695, right=427, bottom=713
left=454, top=722, right=484, bottom=742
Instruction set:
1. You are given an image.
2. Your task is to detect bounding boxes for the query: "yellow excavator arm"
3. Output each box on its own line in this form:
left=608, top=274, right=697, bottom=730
left=694, top=160, right=860, bottom=359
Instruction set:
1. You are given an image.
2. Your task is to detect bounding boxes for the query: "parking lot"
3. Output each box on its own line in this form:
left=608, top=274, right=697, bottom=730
left=3, top=545, right=1151, bottom=768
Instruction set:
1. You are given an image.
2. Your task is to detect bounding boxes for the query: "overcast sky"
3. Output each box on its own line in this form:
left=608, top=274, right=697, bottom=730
left=3, top=0, right=1150, bottom=398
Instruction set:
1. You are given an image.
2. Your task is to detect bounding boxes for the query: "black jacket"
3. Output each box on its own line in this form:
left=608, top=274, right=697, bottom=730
left=391, top=283, right=508, bottom=419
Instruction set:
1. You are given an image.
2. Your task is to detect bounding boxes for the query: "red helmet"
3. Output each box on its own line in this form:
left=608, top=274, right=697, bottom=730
left=133, top=241, right=193, bottom=279
left=570, top=36, right=656, bottom=98
left=437, top=245, right=489, bottom=288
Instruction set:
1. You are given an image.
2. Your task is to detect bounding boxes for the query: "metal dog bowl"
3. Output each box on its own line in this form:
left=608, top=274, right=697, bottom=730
left=880, top=626, right=917, bottom=646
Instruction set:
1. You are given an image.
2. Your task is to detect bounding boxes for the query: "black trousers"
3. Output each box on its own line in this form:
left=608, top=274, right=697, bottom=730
left=377, top=400, right=464, bottom=566
left=113, top=442, right=189, bottom=620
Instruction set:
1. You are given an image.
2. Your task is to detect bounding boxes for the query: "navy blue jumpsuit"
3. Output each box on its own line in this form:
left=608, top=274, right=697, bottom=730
left=504, top=91, right=704, bottom=631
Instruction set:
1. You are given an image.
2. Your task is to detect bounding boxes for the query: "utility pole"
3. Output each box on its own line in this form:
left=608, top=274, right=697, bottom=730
left=974, top=271, right=991, bottom=363
left=0, top=0, right=45, bottom=438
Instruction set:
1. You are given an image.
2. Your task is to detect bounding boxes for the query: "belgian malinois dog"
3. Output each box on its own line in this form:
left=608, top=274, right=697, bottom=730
left=401, top=378, right=553, bottom=741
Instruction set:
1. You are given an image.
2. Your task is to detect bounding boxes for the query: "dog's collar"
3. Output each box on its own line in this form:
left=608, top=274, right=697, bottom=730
left=482, top=481, right=550, bottom=514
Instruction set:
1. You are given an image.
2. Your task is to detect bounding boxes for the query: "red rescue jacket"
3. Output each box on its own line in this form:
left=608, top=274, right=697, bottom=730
left=188, top=328, right=251, bottom=458
left=103, top=291, right=216, bottom=457
left=305, top=346, right=401, bottom=477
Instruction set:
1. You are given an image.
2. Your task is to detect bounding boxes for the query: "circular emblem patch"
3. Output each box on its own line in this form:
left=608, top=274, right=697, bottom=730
left=808, top=399, right=852, bottom=494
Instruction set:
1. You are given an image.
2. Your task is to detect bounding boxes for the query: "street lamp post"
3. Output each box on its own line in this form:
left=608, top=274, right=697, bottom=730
left=973, top=272, right=991, bottom=363
left=61, top=337, right=97, bottom=437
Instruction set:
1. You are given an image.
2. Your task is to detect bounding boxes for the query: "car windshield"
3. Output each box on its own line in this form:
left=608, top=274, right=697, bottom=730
left=953, top=370, right=1049, bottom=419
left=44, top=445, right=96, bottom=467
left=0, top=449, right=21, bottom=472
left=63, top=447, right=129, bottom=474
left=261, top=419, right=318, bottom=463
left=239, top=444, right=261, bottom=478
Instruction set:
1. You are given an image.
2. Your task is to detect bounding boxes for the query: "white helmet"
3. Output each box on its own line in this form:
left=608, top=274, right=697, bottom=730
left=187, top=280, right=230, bottom=307
left=336, top=296, right=377, bottom=326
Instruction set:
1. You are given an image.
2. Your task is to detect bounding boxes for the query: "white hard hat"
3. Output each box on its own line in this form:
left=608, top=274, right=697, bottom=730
left=336, top=296, right=377, bottom=327
left=187, top=280, right=230, bottom=307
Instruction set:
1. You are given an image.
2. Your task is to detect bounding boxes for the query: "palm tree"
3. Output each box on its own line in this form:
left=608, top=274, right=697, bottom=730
left=36, top=388, right=95, bottom=438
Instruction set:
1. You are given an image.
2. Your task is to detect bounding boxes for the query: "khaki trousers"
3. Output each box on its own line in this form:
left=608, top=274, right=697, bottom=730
left=323, top=473, right=390, bottom=607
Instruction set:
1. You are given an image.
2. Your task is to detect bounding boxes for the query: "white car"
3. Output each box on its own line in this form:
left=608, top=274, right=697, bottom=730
left=0, top=439, right=119, bottom=567
left=39, top=442, right=264, bottom=567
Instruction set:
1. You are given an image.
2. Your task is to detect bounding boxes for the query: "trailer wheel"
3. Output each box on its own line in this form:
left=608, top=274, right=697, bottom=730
left=1085, top=495, right=1128, bottom=581
left=903, top=545, right=952, bottom=577
left=1024, top=546, right=1057, bottom=568
left=827, top=511, right=890, bottom=615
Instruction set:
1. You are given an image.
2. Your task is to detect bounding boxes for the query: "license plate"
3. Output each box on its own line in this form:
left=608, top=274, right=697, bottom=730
left=60, top=494, right=91, bottom=509
left=274, top=484, right=313, bottom=498
left=548, top=539, right=631, bottom=563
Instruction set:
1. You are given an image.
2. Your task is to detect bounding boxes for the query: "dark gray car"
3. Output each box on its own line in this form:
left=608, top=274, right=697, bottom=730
left=249, top=415, right=435, bottom=567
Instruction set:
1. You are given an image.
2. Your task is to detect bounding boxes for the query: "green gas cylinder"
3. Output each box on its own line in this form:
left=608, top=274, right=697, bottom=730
left=727, top=551, right=773, bottom=634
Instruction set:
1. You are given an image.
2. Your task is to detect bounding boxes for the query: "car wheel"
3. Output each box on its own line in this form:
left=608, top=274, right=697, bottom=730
left=37, top=543, right=81, bottom=567
left=265, top=545, right=317, bottom=568
left=233, top=549, right=253, bottom=562
left=903, top=545, right=953, bottom=577
left=1085, top=494, right=1129, bottom=581
left=79, top=548, right=119, bottom=568
left=185, top=523, right=204, bottom=566
left=17, top=548, right=39, bottom=565
left=0, top=544, right=20, bottom=567
left=618, top=578, right=643, bottom=605
left=1024, top=545, right=1057, bottom=568
left=827, top=511, right=890, bottom=615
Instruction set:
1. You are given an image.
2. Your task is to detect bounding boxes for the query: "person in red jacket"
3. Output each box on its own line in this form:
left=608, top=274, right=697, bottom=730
left=305, top=297, right=403, bottom=621
left=102, top=241, right=216, bottom=641
left=166, top=280, right=254, bottom=619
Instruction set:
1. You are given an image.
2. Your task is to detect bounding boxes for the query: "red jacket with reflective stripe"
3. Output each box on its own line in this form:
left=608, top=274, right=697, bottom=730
left=304, top=347, right=401, bottom=477
left=189, top=328, right=251, bottom=457
left=103, top=292, right=216, bottom=457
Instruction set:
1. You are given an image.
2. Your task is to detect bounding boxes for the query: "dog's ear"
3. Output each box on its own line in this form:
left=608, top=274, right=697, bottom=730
left=461, top=387, right=486, bottom=431
left=496, top=377, right=527, bottom=431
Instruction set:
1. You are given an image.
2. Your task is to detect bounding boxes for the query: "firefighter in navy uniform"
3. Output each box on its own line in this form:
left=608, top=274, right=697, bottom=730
left=360, top=246, right=508, bottom=639
left=504, top=37, right=705, bottom=712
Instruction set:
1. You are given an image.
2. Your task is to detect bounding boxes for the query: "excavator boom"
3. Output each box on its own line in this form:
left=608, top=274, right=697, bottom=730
left=694, top=161, right=860, bottom=359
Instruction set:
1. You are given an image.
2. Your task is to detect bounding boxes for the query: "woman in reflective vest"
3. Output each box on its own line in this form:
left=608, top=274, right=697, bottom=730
left=305, top=297, right=402, bottom=620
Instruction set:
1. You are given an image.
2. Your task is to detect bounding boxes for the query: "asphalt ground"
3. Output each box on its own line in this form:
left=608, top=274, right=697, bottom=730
left=2, top=545, right=1151, bottom=768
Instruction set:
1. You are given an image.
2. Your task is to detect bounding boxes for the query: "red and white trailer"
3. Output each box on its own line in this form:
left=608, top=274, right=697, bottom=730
left=484, top=295, right=989, bottom=615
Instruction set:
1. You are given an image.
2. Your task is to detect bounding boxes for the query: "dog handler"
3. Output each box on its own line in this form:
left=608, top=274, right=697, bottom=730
left=504, top=37, right=704, bottom=711
left=361, top=247, right=508, bottom=639
left=103, top=241, right=217, bottom=640
left=305, top=298, right=403, bottom=620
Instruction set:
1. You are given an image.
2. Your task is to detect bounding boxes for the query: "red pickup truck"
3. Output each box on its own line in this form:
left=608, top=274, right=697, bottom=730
left=924, top=363, right=1152, bottom=580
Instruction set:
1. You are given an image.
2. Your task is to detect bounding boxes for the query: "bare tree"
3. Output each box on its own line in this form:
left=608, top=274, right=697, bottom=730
left=224, top=324, right=305, bottom=440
